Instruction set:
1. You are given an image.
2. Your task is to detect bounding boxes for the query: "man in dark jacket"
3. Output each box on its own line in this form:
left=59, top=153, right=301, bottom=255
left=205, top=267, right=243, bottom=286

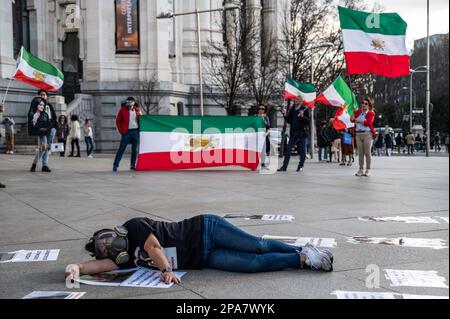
left=278, top=96, right=310, bottom=172
left=113, top=97, right=142, bottom=172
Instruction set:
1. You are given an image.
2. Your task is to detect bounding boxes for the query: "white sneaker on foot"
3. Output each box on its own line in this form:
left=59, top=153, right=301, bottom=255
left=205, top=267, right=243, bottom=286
left=355, top=170, right=364, bottom=177
left=364, top=170, right=372, bottom=177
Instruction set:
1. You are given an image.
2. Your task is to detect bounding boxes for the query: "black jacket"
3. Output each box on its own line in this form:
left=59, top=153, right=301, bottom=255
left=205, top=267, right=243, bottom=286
left=285, top=106, right=310, bottom=137
left=28, top=98, right=52, bottom=137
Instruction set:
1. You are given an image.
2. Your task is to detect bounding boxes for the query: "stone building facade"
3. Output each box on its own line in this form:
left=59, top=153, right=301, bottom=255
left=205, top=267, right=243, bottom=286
left=0, top=0, right=288, bottom=152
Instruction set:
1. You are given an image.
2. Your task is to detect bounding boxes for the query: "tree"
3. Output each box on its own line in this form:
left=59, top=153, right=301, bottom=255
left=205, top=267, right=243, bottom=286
left=134, top=72, right=162, bottom=115
left=204, top=2, right=253, bottom=115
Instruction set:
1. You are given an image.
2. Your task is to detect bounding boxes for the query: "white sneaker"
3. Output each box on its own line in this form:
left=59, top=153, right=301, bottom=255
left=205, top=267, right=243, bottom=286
left=9, top=151, right=14, bottom=155
left=88, top=155, right=94, bottom=158
left=364, top=170, right=372, bottom=177
left=355, top=170, right=364, bottom=177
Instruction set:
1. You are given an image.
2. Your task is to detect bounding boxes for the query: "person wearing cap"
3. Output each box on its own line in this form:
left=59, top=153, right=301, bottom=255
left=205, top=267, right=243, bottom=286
left=113, top=97, right=142, bottom=172
left=65, top=215, right=334, bottom=285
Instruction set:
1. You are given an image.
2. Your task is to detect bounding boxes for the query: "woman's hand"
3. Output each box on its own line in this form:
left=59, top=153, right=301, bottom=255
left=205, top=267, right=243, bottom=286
left=160, top=272, right=181, bottom=285
left=65, top=264, right=80, bottom=282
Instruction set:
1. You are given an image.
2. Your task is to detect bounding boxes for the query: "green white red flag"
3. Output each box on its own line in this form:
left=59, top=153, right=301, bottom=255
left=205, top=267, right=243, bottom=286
left=13, top=47, right=64, bottom=92
left=284, top=78, right=316, bottom=105
left=314, top=76, right=359, bottom=130
left=339, top=6, right=410, bottom=78
left=136, top=116, right=266, bottom=171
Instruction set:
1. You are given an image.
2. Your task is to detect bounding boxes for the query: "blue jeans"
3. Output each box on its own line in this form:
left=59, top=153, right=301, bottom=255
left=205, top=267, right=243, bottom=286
left=318, top=147, right=329, bottom=161
left=85, top=137, right=94, bottom=156
left=203, top=215, right=301, bottom=273
left=33, top=128, right=55, bottom=166
left=33, top=134, right=50, bottom=166
left=113, top=130, right=140, bottom=170
left=283, top=133, right=307, bottom=169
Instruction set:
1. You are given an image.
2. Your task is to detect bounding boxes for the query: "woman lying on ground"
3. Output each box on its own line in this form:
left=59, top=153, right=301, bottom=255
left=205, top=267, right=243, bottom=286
left=65, top=215, right=334, bottom=284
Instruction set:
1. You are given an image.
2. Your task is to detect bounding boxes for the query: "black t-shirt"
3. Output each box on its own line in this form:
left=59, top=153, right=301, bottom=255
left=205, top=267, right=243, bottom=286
left=119, top=216, right=204, bottom=270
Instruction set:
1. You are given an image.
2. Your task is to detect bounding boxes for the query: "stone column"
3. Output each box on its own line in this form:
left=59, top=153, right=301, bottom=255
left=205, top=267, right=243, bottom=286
left=139, top=0, right=171, bottom=83
left=0, top=3, right=15, bottom=78
left=83, top=0, right=117, bottom=82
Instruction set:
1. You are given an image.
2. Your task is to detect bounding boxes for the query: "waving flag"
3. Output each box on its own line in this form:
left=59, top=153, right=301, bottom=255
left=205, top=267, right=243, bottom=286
left=339, top=6, right=410, bottom=78
left=13, top=47, right=64, bottom=91
left=136, top=116, right=266, bottom=171
left=284, top=78, right=316, bottom=104
left=314, top=76, right=359, bottom=130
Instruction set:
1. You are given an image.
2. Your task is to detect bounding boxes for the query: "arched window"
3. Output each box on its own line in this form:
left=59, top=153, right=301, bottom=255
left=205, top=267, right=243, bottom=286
left=12, top=0, right=30, bottom=58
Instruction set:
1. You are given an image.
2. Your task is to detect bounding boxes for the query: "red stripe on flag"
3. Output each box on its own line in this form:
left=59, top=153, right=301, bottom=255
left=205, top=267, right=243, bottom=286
left=345, top=52, right=410, bottom=78
left=13, top=70, right=58, bottom=92
left=284, top=92, right=298, bottom=100
left=136, top=150, right=261, bottom=171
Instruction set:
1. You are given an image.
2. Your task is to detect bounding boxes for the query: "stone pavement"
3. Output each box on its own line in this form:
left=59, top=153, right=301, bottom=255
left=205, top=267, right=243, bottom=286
left=0, top=153, right=448, bottom=299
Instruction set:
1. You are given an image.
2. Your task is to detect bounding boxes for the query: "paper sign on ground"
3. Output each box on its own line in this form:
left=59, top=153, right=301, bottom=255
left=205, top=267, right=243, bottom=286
left=385, top=269, right=449, bottom=289
left=223, top=214, right=295, bottom=222
left=263, top=235, right=337, bottom=248
left=0, top=249, right=60, bottom=263
left=435, top=216, right=449, bottom=224
left=77, top=268, right=186, bottom=289
left=359, top=216, right=441, bottom=224
left=347, top=237, right=448, bottom=250
left=23, top=291, right=86, bottom=299
left=332, top=291, right=449, bottom=299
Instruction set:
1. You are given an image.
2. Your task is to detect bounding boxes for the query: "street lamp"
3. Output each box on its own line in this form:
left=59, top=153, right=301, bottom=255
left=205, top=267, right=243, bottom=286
left=294, top=42, right=335, bottom=160
left=407, top=66, right=427, bottom=132
left=157, top=3, right=241, bottom=116
left=426, top=0, right=431, bottom=157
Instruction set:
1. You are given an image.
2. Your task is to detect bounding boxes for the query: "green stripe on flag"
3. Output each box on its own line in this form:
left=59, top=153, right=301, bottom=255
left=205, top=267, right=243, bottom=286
left=334, top=76, right=359, bottom=114
left=22, top=48, right=64, bottom=80
left=140, top=116, right=265, bottom=134
left=338, top=6, right=407, bottom=36
left=287, top=78, right=316, bottom=93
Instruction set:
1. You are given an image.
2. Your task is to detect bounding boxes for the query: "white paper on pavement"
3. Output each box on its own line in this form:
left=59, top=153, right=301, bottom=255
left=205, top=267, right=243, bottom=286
left=263, top=235, right=337, bottom=248
left=0, top=249, right=60, bottom=263
left=347, top=237, right=448, bottom=250
left=23, top=291, right=86, bottom=299
left=121, top=268, right=186, bottom=289
left=261, top=215, right=295, bottom=222
left=359, top=216, right=441, bottom=224
left=332, top=291, right=399, bottom=299
left=385, top=269, right=449, bottom=289
left=332, top=291, right=449, bottom=300
left=77, top=268, right=186, bottom=289
left=223, top=213, right=295, bottom=222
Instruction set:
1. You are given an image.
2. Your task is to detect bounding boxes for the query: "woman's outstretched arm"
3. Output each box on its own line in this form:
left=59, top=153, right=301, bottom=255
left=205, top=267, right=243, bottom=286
left=65, top=259, right=119, bottom=281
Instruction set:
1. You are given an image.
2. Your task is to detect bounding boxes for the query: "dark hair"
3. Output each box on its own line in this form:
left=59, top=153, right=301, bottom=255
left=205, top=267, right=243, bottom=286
left=126, top=97, right=136, bottom=103
left=37, top=89, right=48, bottom=96
left=85, top=240, right=95, bottom=255
left=364, top=98, right=375, bottom=111
left=58, top=115, right=67, bottom=122
left=85, top=119, right=91, bottom=124
left=71, top=114, right=79, bottom=122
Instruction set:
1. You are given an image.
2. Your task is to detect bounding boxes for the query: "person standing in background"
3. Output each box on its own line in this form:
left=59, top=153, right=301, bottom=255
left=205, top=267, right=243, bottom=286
left=113, top=97, right=142, bottom=172
left=351, top=98, right=377, bottom=177
left=384, top=133, right=394, bottom=157
left=0, top=104, right=5, bottom=188
left=68, top=115, right=81, bottom=158
left=56, top=115, right=69, bottom=157
left=2, top=117, right=15, bottom=155
left=37, top=90, right=58, bottom=147
left=257, top=105, right=271, bottom=169
left=84, top=119, right=95, bottom=158
left=405, top=132, right=415, bottom=155
left=278, top=96, right=310, bottom=173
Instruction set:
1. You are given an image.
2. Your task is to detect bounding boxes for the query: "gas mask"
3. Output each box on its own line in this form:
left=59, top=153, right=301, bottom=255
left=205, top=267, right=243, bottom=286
left=88, top=226, right=130, bottom=265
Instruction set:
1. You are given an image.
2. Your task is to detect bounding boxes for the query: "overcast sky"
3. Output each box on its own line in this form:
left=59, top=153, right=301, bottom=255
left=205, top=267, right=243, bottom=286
left=335, top=0, right=449, bottom=49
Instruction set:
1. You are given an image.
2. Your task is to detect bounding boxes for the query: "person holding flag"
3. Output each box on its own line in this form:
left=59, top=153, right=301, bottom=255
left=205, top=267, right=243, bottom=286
left=351, top=98, right=377, bottom=177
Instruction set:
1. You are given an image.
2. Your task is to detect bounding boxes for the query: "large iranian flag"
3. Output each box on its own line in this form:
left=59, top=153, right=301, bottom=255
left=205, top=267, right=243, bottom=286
left=339, top=6, right=410, bottom=78
left=13, top=47, right=64, bottom=91
left=136, top=116, right=266, bottom=171
left=284, top=78, right=316, bottom=103
left=315, top=76, right=359, bottom=130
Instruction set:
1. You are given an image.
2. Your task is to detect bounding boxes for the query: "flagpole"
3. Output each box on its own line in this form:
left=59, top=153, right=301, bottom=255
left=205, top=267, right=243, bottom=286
left=1, top=78, right=13, bottom=106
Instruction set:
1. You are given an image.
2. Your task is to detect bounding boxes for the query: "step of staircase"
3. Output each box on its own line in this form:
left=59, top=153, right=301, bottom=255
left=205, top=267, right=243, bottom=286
left=0, top=145, right=37, bottom=155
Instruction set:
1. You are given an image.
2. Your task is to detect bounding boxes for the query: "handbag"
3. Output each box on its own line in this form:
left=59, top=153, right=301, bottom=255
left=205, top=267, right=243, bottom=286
left=51, top=143, right=64, bottom=153
left=343, top=132, right=353, bottom=145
